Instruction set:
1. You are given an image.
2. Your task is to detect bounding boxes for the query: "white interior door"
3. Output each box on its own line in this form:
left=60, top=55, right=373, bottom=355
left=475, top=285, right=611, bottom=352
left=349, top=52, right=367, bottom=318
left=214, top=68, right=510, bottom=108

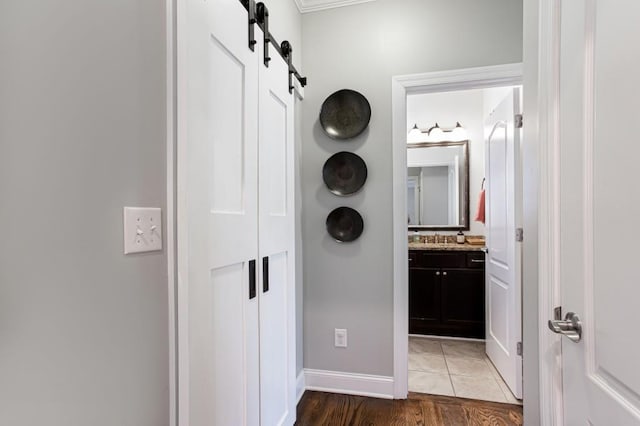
left=554, top=1, right=640, bottom=423
left=484, top=88, right=522, bottom=399
left=178, top=0, right=259, bottom=424
left=257, top=34, right=297, bottom=426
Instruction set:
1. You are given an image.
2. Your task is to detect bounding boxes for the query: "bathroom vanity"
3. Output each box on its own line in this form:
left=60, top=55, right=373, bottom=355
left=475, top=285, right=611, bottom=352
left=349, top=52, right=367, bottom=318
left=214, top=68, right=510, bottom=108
left=409, top=245, right=485, bottom=339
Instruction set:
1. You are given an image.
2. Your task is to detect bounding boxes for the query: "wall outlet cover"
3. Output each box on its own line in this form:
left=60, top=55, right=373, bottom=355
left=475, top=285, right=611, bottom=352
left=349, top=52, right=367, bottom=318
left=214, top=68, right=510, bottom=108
left=334, top=328, right=347, bottom=348
left=123, top=207, right=162, bottom=254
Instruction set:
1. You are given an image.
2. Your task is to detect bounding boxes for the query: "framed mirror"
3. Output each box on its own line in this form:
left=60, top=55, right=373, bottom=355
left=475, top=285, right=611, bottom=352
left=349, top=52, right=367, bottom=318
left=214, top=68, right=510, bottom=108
left=407, top=140, right=469, bottom=230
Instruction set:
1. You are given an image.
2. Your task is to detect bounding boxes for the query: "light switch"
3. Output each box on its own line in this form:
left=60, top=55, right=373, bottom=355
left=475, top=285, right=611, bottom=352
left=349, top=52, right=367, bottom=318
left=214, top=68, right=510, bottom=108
left=123, top=207, right=162, bottom=254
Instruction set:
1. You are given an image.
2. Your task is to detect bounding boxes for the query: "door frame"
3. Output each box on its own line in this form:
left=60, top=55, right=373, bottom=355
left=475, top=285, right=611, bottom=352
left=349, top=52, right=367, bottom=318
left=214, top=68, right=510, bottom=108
left=166, top=0, right=177, bottom=425
left=527, top=0, right=565, bottom=424
left=390, top=64, right=524, bottom=396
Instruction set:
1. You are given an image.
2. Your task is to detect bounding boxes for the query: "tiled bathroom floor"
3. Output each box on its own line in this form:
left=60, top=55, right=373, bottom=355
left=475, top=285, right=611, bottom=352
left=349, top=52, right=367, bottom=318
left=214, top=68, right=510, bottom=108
left=408, top=336, right=522, bottom=405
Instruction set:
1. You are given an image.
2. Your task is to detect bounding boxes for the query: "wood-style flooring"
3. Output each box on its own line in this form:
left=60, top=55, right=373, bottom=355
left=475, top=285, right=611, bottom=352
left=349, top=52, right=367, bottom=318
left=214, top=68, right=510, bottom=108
left=296, top=391, right=523, bottom=426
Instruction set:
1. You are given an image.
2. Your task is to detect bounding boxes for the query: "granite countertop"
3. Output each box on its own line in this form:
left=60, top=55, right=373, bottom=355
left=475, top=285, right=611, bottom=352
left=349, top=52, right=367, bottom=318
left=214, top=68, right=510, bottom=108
left=408, top=242, right=487, bottom=252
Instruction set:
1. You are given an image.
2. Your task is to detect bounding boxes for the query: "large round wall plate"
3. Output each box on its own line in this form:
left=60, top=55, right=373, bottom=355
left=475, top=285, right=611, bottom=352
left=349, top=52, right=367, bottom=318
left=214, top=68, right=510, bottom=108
left=326, top=207, right=364, bottom=243
left=319, top=89, right=371, bottom=140
left=322, top=152, right=368, bottom=196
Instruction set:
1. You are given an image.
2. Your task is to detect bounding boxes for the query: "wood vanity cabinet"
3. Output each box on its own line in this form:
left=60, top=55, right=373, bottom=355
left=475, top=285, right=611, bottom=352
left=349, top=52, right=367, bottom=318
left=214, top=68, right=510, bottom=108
left=409, top=250, right=485, bottom=338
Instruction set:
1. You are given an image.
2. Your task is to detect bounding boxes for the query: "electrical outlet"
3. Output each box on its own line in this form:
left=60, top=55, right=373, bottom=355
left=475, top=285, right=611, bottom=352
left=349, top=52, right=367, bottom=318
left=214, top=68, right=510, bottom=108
left=123, top=207, right=162, bottom=254
left=334, top=328, right=347, bottom=348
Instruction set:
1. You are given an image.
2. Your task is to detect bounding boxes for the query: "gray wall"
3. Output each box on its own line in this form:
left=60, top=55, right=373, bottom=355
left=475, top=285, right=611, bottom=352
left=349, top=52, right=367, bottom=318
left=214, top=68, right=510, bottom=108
left=0, top=1, right=169, bottom=425
left=301, top=0, right=523, bottom=376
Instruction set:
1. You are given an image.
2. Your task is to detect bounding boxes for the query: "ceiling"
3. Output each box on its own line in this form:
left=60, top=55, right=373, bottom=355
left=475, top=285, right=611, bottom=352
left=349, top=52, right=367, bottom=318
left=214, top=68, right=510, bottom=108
left=294, top=0, right=376, bottom=13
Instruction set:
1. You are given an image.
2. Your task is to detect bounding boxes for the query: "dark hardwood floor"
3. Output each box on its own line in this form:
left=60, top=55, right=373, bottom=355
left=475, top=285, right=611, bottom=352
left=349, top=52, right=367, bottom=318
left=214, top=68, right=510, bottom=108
left=296, top=391, right=523, bottom=426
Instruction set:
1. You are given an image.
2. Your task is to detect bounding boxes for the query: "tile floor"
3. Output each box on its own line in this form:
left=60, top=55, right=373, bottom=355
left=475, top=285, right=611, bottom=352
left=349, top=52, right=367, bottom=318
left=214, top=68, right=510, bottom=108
left=408, top=336, right=522, bottom=405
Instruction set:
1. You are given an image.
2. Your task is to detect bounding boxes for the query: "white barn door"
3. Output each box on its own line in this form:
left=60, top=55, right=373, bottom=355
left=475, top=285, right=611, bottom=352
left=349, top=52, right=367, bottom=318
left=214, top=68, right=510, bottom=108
left=257, top=32, right=297, bottom=426
left=552, top=1, right=640, bottom=424
left=484, top=88, right=523, bottom=399
left=178, top=0, right=259, bottom=425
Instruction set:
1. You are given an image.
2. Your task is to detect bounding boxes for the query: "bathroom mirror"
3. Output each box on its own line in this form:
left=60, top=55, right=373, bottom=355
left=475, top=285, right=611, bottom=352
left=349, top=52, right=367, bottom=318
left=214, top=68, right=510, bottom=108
left=407, top=140, right=469, bottom=230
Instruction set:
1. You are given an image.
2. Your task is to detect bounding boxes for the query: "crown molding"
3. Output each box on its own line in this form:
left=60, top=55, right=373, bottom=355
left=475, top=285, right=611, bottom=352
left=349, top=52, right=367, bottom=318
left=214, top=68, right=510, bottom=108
left=294, top=0, right=376, bottom=14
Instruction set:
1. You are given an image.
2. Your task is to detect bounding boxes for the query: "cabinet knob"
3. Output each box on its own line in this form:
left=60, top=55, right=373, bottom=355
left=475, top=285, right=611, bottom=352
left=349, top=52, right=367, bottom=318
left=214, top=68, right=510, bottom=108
left=436, top=271, right=440, bottom=276
left=442, top=271, right=448, bottom=276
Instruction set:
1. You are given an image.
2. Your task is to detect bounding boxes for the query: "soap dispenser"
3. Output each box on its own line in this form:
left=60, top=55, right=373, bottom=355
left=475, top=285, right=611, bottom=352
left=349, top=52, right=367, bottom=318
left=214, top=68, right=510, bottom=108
left=456, top=231, right=465, bottom=244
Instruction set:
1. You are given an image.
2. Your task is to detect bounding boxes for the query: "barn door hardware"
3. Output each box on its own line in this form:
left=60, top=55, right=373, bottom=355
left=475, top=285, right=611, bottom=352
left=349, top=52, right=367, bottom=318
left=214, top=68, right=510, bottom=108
left=256, top=2, right=271, bottom=67
left=239, top=0, right=307, bottom=91
left=247, top=0, right=257, bottom=51
left=280, top=41, right=307, bottom=93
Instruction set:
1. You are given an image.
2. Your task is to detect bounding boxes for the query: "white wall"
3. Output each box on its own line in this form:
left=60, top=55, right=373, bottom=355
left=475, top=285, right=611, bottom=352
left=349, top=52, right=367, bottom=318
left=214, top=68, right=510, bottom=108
left=407, top=89, right=486, bottom=235
left=301, top=0, right=523, bottom=377
left=0, top=1, right=169, bottom=425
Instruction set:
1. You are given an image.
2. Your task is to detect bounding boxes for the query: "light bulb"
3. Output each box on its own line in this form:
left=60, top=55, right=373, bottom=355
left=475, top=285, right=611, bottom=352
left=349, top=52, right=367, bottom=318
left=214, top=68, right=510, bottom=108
left=450, top=122, right=467, bottom=141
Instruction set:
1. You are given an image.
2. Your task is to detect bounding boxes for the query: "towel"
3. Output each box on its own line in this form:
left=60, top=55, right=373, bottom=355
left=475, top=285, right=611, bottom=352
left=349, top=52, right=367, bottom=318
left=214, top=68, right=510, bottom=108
left=475, top=189, right=486, bottom=224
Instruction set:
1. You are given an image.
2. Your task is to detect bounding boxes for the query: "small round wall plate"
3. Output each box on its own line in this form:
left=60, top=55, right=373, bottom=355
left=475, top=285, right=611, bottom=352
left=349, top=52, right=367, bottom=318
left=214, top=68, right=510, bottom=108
left=319, top=89, right=371, bottom=140
left=322, top=152, right=368, bottom=196
left=326, top=207, right=364, bottom=242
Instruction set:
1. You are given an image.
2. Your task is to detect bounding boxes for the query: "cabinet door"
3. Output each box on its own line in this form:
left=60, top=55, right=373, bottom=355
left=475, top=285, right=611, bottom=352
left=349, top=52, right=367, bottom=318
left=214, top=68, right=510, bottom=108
left=409, top=267, right=441, bottom=334
left=441, top=269, right=485, bottom=338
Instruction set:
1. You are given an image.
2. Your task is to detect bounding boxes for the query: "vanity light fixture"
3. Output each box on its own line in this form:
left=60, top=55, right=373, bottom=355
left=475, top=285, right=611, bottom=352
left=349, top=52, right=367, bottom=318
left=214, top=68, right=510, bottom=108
left=408, top=122, right=467, bottom=142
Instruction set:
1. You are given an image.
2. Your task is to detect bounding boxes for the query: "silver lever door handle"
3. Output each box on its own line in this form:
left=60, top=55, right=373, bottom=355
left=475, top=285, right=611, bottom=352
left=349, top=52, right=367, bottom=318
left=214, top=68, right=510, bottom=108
left=548, top=312, right=582, bottom=343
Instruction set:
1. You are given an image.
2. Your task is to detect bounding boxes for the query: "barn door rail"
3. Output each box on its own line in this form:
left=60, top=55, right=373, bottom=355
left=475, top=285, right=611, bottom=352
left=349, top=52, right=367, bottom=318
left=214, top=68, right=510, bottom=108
left=240, top=0, right=307, bottom=94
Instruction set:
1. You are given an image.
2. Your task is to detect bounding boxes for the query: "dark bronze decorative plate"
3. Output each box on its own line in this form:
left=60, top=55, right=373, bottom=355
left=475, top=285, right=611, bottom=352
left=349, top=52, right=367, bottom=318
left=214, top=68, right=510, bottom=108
left=319, top=89, right=371, bottom=140
left=326, top=207, right=364, bottom=242
left=322, top=152, right=368, bottom=196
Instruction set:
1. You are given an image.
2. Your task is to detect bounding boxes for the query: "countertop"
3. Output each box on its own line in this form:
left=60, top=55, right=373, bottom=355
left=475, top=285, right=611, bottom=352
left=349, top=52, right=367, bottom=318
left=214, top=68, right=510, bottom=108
left=408, top=242, right=487, bottom=252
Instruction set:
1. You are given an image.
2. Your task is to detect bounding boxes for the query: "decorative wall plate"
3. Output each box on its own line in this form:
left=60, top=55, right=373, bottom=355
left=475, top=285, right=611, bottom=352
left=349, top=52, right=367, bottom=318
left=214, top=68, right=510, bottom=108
left=319, top=89, right=371, bottom=140
left=326, top=207, right=364, bottom=242
left=322, top=152, right=368, bottom=196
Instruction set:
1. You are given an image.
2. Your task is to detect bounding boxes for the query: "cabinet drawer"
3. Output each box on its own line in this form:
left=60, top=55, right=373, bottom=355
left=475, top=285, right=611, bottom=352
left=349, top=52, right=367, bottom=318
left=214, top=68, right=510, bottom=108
left=421, top=252, right=466, bottom=268
left=466, top=252, right=486, bottom=268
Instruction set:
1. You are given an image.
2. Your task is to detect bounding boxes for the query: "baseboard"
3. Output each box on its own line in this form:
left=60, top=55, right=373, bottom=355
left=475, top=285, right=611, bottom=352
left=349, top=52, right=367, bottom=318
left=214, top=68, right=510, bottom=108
left=409, top=334, right=485, bottom=343
left=303, top=368, right=394, bottom=399
left=296, top=370, right=306, bottom=403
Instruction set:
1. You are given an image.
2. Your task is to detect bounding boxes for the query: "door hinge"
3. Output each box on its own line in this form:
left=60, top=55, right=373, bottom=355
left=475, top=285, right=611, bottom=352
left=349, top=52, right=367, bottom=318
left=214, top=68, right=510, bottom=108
left=515, top=114, right=523, bottom=128
left=517, top=341, right=523, bottom=356
left=516, top=228, right=524, bottom=242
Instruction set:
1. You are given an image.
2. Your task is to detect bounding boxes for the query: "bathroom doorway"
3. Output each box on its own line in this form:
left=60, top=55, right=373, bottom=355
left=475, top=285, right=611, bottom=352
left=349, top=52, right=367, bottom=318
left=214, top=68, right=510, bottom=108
left=391, top=64, right=524, bottom=405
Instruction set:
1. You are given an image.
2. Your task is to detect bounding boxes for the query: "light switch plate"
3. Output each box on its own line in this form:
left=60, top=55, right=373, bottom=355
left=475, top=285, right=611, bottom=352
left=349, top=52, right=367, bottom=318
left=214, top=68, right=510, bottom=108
left=123, top=207, right=162, bottom=254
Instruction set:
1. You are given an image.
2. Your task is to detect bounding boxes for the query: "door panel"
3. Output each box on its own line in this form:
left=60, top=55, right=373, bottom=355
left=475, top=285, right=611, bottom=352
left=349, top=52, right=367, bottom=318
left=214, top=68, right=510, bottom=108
left=559, top=0, right=640, bottom=423
left=189, top=264, right=258, bottom=426
left=484, top=88, right=522, bottom=399
left=263, top=91, right=288, bottom=217
left=257, top=34, right=296, bottom=426
left=180, top=0, right=259, bottom=424
left=260, top=252, right=289, bottom=426
left=208, top=35, right=246, bottom=214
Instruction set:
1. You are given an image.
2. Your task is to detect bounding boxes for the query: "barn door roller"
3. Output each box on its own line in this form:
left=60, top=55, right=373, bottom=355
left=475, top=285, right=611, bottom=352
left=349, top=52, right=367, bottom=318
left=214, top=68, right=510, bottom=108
left=241, top=0, right=307, bottom=94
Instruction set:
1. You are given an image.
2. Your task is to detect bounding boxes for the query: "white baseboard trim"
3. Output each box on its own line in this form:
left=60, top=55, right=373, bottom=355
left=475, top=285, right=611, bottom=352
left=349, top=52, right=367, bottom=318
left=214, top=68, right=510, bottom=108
left=303, top=368, right=394, bottom=399
left=296, top=370, right=306, bottom=403
left=409, top=334, right=485, bottom=343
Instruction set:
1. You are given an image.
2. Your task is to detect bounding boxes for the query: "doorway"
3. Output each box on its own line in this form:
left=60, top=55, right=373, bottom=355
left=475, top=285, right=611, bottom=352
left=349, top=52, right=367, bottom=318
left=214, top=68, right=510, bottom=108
left=405, top=86, right=522, bottom=404
left=391, top=64, right=524, bottom=405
